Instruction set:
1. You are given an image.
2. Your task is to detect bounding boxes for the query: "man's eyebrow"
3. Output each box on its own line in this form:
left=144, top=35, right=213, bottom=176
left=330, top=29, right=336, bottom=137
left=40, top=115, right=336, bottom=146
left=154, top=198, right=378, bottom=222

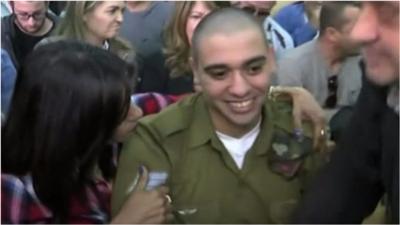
left=243, top=56, right=267, bottom=66
left=203, top=64, right=228, bottom=72
left=203, top=56, right=267, bottom=72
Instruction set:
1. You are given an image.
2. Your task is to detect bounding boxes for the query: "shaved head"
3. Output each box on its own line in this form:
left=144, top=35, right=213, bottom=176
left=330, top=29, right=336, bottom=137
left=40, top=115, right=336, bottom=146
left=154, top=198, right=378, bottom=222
left=191, top=7, right=268, bottom=64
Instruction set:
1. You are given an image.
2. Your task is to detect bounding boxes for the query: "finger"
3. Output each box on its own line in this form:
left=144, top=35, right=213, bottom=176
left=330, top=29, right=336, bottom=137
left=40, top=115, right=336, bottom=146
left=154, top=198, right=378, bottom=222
left=292, top=102, right=303, bottom=130
left=143, top=206, right=169, bottom=223
left=165, top=212, right=174, bottom=223
left=134, top=165, right=149, bottom=191
left=155, top=186, right=169, bottom=195
left=313, top=122, right=326, bottom=151
left=144, top=214, right=167, bottom=224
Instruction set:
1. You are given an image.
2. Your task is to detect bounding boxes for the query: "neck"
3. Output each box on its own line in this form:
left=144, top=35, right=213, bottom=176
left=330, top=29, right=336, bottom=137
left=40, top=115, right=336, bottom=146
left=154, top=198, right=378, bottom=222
left=211, top=112, right=262, bottom=138
left=126, top=1, right=152, bottom=12
left=318, top=38, right=346, bottom=73
left=84, top=32, right=105, bottom=47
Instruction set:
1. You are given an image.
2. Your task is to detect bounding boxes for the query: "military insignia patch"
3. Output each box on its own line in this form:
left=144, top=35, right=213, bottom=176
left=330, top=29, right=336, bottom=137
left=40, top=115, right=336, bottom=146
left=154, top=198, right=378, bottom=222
left=268, top=127, right=313, bottom=179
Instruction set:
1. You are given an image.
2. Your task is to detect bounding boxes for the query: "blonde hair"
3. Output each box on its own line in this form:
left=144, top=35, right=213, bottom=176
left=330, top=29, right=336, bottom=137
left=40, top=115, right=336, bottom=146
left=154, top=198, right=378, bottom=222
left=163, top=1, right=229, bottom=78
left=53, top=1, right=132, bottom=52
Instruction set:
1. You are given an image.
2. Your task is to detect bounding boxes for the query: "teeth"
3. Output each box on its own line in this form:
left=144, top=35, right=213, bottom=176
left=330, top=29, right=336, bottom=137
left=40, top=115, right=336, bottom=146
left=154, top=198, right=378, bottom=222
left=230, top=100, right=252, bottom=108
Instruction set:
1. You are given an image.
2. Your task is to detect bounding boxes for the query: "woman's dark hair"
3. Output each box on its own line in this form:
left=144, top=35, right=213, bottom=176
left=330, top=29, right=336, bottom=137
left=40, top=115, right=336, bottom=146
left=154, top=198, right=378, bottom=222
left=2, top=40, right=136, bottom=222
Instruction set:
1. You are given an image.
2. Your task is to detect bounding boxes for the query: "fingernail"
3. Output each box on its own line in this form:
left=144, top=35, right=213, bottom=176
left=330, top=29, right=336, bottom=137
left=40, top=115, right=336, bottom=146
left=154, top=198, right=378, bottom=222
left=138, top=165, right=144, bottom=175
left=293, top=128, right=304, bottom=142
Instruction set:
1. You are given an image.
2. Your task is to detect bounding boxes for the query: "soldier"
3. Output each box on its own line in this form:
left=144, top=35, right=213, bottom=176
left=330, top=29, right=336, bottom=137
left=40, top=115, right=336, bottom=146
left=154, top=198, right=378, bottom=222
left=112, top=8, right=325, bottom=223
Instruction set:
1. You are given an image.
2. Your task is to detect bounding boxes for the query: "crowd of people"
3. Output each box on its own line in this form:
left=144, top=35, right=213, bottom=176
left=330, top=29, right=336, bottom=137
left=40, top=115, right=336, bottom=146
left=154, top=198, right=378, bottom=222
left=1, top=1, right=398, bottom=224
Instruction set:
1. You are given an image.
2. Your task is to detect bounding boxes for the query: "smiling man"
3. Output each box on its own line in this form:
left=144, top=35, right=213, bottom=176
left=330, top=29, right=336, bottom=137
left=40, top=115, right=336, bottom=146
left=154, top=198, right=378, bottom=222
left=293, top=1, right=399, bottom=223
left=112, top=8, right=325, bottom=224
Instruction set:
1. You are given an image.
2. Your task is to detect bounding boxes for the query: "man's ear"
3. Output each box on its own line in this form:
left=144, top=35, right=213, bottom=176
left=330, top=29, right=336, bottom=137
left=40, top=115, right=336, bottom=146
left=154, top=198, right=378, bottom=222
left=326, top=27, right=340, bottom=42
left=189, top=56, right=202, bottom=92
left=189, top=56, right=198, bottom=76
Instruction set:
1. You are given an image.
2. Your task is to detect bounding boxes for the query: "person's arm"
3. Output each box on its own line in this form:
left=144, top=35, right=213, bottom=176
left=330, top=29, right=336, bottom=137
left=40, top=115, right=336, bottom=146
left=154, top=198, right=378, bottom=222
left=111, top=121, right=172, bottom=217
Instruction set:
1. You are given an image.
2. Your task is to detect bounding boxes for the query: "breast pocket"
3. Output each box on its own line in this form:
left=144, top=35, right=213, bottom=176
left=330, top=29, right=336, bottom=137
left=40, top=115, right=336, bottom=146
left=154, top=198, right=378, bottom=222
left=173, top=201, right=220, bottom=224
left=170, top=179, right=221, bottom=224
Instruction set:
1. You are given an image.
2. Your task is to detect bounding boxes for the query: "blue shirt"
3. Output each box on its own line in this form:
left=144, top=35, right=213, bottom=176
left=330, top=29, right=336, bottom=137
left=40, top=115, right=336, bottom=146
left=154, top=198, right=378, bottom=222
left=1, top=49, right=17, bottom=118
left=274, top=2, right=318, bottom=47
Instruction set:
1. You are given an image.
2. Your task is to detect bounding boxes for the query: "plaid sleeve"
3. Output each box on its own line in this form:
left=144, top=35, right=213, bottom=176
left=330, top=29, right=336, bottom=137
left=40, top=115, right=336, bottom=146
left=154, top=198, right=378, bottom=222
left=1, top=174, right=52, bottom=224
left=2, top=174, right=111, bottom=224
left=68, top=179, right=111, bottom=224
left=131, top=93, right=185, bottom=116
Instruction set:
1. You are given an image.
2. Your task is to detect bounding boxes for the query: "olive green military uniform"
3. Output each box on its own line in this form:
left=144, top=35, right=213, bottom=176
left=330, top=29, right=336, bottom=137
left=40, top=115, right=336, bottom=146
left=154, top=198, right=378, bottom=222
left=112, top=93, right=325, bottom=224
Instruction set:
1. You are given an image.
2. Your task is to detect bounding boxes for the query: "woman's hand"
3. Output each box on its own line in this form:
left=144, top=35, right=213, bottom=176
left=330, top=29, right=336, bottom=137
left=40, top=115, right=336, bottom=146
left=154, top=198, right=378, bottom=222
left=111, top=166, right=173, bottom=224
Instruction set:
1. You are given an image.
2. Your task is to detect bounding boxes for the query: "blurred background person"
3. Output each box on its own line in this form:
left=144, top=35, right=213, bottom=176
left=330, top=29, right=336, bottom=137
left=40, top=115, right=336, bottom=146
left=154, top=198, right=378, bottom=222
left=274, top=1, right=322, bottom=47
left=276, top=1, right=363, bottom=142
left=1, top=1, right=59, bottom=70
left=40, top=1, right=134, bottom=66
left=293, top=1, right=399, bottom=223
left=120, top=1, right=175, bottom=94
left=232, top=1, right=294, bottom=59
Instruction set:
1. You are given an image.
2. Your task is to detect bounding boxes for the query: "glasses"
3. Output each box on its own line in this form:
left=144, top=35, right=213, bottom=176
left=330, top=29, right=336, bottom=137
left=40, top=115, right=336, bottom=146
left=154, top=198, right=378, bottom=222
left=325, top=75, right=338, bottom=108
left=240, top=6, right=270, bottom=19
left=14, top=11, right=46, bottom=21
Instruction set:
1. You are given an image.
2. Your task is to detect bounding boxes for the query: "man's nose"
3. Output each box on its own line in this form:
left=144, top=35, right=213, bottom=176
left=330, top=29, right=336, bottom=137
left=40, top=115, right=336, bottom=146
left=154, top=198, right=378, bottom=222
left=350, top=4, right=378, bottom=44
left=26, top=17, right=37, bottom=26
left=116, top=11, right=123, bottom=23
left=228, top=71, right=251, bottom=97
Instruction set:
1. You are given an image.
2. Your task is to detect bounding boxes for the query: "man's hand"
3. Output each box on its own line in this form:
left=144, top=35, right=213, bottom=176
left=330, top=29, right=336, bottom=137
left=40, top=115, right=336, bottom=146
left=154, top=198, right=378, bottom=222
left=111, top=166, right=173, bottom=224
left=270, top=86, right=327, bottom=151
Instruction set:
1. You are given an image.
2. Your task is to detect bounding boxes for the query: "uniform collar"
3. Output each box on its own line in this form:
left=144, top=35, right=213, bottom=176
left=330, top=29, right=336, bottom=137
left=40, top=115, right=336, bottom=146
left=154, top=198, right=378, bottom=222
left=187, top=94, right=274, bottom=156
left=187, top=94, right=215, bottom=149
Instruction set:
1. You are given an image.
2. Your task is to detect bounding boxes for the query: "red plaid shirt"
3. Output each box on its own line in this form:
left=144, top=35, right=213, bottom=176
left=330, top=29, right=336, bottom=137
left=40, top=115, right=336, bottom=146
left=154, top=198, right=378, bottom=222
left=132, top=93, right=185, bottom=116
left=1, top=174, right=111, bottom=224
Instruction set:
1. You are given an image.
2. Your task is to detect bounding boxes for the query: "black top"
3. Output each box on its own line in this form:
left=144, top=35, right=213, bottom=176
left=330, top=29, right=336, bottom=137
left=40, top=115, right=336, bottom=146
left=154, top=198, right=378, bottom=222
left=1, top=13, right=59, bottom=70
left=13, top=22, right=52, bottom=68
left=292, top=73, right=399, bottom=223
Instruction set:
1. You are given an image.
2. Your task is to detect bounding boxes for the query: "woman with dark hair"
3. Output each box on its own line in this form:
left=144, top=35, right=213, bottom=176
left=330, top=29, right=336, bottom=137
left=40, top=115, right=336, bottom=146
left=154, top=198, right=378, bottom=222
left=1, top=41, right=172, bottom=224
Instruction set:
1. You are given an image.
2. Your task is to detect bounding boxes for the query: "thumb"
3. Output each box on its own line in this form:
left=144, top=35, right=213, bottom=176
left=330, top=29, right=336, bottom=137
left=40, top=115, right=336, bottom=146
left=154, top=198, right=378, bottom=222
left=134, top=165, right=149, bottom=191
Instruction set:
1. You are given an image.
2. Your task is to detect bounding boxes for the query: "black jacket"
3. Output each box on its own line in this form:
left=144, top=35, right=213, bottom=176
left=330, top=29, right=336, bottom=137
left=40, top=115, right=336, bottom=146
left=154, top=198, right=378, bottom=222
left=1, top=13, right=59, bottom=70
left=293, top=74, right=399, bottom=223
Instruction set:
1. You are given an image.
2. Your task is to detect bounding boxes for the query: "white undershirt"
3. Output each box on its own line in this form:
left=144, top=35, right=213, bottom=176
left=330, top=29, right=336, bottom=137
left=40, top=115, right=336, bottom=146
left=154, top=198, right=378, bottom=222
left=216, top=120, right=261, bottom=169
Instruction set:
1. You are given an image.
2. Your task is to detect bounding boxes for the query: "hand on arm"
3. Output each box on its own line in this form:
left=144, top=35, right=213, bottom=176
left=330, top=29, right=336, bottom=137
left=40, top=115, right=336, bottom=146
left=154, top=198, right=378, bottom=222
left=269, top=86, right=329, bottom=152
left=111, top=166, right=173, bottom=224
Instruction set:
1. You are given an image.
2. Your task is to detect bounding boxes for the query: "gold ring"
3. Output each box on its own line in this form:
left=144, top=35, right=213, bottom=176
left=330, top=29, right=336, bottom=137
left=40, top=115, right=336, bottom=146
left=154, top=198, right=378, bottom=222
left=320, top=128, right=325, bottom=137
left=165, top=194, right=172, bottom=204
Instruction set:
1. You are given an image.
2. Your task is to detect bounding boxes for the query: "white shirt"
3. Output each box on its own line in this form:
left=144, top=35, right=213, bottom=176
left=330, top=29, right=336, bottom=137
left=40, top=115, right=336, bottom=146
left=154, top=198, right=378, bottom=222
left=216, top=120, right=261, bottom=169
